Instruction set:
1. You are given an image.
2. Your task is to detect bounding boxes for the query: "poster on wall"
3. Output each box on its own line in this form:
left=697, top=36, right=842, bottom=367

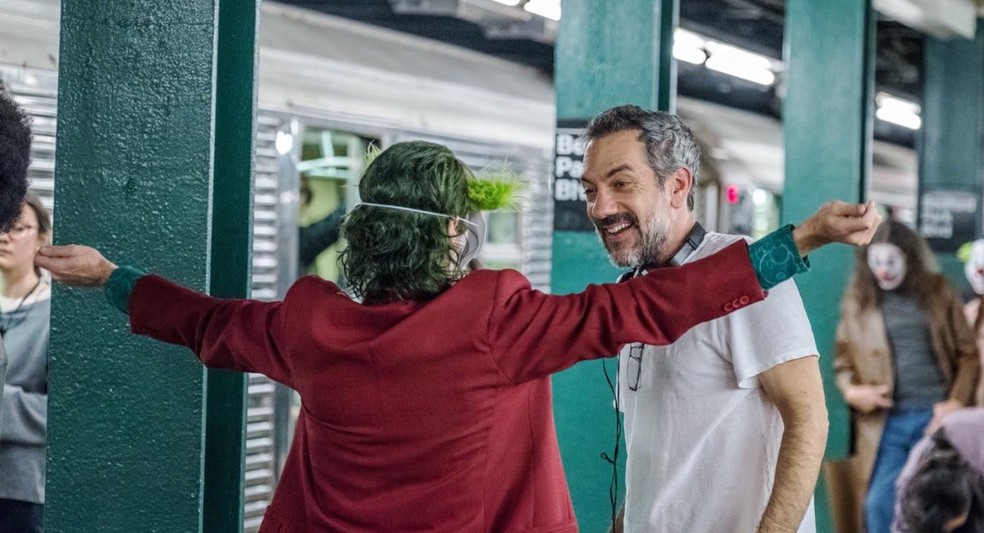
left=552, top=119, right=595, bottom=232
left=918, top=188, right=980, bottom=253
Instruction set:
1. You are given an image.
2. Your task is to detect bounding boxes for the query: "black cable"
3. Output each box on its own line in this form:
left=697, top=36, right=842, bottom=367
left=600, top=356, right=622, bottom=533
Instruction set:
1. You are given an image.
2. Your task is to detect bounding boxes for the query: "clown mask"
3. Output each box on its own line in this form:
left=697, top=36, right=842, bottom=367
left=964, top=240, right=984, bottom=295
left=867, top=243, right=907, bottom=291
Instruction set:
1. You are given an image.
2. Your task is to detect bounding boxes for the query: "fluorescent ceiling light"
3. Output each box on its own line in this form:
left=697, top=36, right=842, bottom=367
left=524, top=0, right=560, bottom=21
left=876, top=107, right=921, bottom=129
left=875, top=92, right=920, bottom=114
left=704, top=41, right=776, bottom=85
left=674, top=28, right=705, bottom=49
left=673, top=28, right=707, bottom=65
left=875, top=92, right=921, bottom=130
left=673, top=43, right=707, bottom=65
left=489, top=0, right=522, bottom=5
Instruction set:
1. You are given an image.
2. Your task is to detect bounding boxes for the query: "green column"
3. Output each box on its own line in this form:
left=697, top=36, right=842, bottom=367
left=782, top=1, right=874, bottom=531
left=552, top=1, right=676, bottom=530
left=48, top=1, right=257, bottom=530
left=918, top=22, right=984, bottom=288
left=204, top=1, right=261, bottom=531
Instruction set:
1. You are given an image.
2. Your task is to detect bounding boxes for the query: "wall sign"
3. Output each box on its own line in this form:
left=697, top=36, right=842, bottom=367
left=919, top=188, right=979, bottom=253
left=552, top=119, right=594, bottom=232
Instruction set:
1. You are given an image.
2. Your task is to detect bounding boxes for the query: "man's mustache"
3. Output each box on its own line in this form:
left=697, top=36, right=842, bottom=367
left=592, top=213, right=637, bottom=231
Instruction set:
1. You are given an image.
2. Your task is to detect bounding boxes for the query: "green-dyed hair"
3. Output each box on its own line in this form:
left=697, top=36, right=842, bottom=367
left=341, top=141, right=473, bottom=303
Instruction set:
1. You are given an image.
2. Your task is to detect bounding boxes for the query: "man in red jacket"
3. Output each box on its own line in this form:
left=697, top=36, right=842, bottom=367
left=37, top=140, right=877, bottom=532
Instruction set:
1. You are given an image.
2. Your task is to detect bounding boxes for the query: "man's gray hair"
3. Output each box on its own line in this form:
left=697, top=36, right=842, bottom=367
left=581, top=105, right=700, bottom=210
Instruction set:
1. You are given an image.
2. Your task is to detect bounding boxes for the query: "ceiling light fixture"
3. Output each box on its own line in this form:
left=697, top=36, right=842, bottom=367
left=523, top=0, right=560, bottom=21
left=704, top=41, right=777, bottom=86
left=875, top=92, right=922, bottom=130
left=673, top=28, right=707, bottom=65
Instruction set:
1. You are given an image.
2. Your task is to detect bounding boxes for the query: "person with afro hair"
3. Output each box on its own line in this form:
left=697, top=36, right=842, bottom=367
left=0, top=85, right=30, bottom=233
left=0, top=84, right=31, bottom=437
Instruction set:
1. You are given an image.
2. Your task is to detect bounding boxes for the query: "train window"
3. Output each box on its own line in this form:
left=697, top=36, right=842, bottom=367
left=296, top=128, right=379, bottom=283
left=479, top=211, right=521, bottom=271
left=750, top=188, right=780, bottom=239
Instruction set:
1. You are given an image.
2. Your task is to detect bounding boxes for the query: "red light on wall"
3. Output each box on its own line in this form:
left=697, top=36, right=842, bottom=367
left=726, top=184, right=740, bottom=204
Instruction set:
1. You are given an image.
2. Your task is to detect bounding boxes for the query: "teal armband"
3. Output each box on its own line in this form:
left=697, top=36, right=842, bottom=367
left=748, top=224, right=810, bottom=290
left=105, top=265, right=148, bottom=314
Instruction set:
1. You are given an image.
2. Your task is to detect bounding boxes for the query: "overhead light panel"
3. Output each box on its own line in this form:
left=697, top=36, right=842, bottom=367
left=875, top=92, right=922, bottom=130
left=489, top=0, right=522, bottom=6
left=874, top=0, right=977, bottom=39
left=673, top=28, right=707, bottom=65
left=524, top=0, right=560, bottom=21
left=704, top=41, right=776, bottom=86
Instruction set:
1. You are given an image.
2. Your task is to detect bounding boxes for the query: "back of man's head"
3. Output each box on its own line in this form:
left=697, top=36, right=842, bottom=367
left=0, top=84, right=31, bottom=232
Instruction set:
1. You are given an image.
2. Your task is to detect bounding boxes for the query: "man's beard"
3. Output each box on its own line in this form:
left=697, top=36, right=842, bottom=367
left=593, top=206, right=671, bottom=269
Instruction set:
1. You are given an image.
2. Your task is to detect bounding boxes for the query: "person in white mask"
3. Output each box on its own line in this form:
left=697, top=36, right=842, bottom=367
left=827, top=220, right=980, bottom=533
left=961, top=239, right=984, bottom=406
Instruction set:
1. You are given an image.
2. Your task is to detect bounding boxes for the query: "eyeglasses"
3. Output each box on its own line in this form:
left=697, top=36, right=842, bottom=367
left=0, top=225, right=37, bottom=240
left=626, top=343, right=644, bottom=391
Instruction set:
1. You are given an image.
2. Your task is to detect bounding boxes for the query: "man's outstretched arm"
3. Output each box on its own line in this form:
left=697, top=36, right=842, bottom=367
left=757, top=355, right=828, bottom=533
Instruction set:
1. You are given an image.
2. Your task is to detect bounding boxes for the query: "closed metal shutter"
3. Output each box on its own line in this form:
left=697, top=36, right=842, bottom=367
left=243, top=109, right=296, bottom=532
left=0, top=65, right=57, bottom=214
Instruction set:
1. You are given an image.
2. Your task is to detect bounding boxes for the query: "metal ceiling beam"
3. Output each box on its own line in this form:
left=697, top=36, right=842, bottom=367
left=874, top=0, right=978, bottom=39
left=388, top=0, right=556, bottom=42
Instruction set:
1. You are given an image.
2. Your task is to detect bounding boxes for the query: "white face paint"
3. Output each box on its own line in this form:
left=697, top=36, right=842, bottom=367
left=867, top=243, right=907, bottom=291
left=964, top=240, right=984, bottom=295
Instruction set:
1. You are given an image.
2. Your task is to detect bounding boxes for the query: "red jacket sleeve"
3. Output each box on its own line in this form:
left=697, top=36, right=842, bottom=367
left=129, top=275, right=292, bottom=386
left=488, top=240, right=766, bottom=383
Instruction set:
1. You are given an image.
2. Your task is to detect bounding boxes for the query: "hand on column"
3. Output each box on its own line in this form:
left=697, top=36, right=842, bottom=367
left=35, top=245, right=117, bottom=287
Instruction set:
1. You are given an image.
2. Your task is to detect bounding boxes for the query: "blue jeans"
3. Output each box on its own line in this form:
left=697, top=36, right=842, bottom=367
left=0, top=498, right=44, bottom=533
left=865, top=407, right=932, bottom=533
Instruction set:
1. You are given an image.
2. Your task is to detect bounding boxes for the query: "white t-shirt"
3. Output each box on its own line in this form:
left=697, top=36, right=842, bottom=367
left=618, top=232, right=819, bottom=533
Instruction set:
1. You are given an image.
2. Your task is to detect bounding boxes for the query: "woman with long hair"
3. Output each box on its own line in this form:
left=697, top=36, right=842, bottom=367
left=961, top=239, right=984, bottom=406
left=36, top=141, right=878, bottom=532
left=829, top=220, right=980, bottom=533
left=0, top=193, right=51, bottom=533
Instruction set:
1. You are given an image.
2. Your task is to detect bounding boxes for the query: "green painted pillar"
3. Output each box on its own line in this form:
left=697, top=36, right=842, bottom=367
left=204, top=1, right=261, bottom=531
left=783, top=1, right=874, bottom=531
left=917, top=21, right=984, bottom=290
left=553, top=1, right=676, bottom=530
left=48, top=1, right=258, bottom=530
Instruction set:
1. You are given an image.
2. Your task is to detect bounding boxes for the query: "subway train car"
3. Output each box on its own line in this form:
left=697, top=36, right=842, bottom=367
left=0, top=1, right=916, bottom=529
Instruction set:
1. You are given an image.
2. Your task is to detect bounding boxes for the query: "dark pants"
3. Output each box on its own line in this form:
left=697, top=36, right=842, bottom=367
left=0, top=498, right=43, bottom=533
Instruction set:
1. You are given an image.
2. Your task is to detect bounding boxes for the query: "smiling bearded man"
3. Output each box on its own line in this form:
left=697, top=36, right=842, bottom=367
left=581, top=105, right=829, bottom=533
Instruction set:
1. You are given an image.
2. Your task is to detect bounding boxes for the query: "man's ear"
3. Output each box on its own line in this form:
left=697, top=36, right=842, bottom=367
left=667, top=167, right=693, bottom=209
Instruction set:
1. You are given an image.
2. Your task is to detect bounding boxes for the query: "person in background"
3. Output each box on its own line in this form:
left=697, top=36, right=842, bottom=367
left=828, top=220, right=980, bottom=533
left=892, top=408, right=984, bottom=533
left=960, top=239, right=984, bottom=405
left=0, top=193, right=51, bottom=533
left=298, top=204, right=345, bottom=275
left=0, top=85, right=30, bottom=234
left=0, top=84, right=34, bottom=467
left=35, top=141, right=879, bottom=532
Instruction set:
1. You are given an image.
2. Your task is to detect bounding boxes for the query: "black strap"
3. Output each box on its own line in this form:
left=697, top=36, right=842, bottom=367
left=620, top=222, right=707, bottom=281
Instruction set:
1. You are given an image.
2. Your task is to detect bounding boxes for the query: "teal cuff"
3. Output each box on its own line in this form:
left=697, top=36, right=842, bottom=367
left=748, top=224, right=811, bottom=290
left=105, top=265, right=148, bottom=315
